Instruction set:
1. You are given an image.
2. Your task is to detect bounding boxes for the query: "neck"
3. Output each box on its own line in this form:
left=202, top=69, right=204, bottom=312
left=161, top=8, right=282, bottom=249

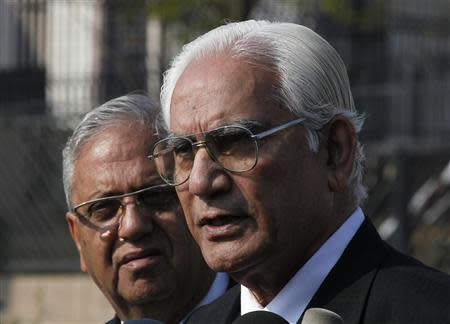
left=231, top=251, right=307, bottom=306
left=233, top=201, right=357, bottom=306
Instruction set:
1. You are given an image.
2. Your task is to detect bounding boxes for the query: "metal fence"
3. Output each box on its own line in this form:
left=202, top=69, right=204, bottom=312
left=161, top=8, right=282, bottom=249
left=1, top=0, right=449, bottom=273
left=0, top=116, right=77, bottom=272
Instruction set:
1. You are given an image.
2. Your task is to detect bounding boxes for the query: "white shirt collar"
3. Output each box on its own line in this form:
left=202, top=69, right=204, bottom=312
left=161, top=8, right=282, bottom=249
left=241, top=207, right=365, bottom=323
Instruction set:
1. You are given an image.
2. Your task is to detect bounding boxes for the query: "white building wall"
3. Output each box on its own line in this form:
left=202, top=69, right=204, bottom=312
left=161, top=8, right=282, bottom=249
left=45, top=1, right=102, bottom=121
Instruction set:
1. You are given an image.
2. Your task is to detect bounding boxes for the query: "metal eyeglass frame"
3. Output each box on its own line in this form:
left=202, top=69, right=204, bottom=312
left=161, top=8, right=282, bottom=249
left=71, top=183, right=172, bottom=229
left=149, top=118, right=305, bottom=186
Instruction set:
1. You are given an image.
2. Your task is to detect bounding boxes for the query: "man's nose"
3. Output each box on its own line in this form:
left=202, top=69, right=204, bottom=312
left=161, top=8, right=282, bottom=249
left=188, top=147, right=232, bottom=197
left=117, top=198, right=154, bottom=241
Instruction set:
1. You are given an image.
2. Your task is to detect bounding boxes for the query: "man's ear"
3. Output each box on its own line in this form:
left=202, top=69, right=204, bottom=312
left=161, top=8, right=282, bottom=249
left=66, top=212, right=88, bottom=272
left=324, top=116, right=357, bottom=192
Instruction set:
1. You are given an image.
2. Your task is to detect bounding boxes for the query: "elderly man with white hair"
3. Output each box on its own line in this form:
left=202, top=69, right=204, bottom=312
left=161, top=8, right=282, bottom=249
left=149, top=20, right=450, bottom=323
left=63, top=94, right=229, bottom=323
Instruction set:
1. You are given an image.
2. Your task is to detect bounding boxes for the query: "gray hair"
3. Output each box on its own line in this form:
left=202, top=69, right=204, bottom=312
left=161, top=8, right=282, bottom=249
left=62, top=93, right=167, bottom=209
left=161, top=20, right=367, bottom=204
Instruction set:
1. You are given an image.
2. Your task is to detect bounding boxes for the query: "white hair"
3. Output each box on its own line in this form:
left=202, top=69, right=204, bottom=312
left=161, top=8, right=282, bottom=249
left=160, top=20, right=367, bottom=204
left=62, top=93, right=167, bottom=209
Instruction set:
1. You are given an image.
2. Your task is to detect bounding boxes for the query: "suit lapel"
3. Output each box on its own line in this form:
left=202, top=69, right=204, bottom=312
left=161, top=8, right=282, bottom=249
left=187, top=284, right=241, bottom=323
left=105, top=315, right=120, bottom=324
left=301, top=219, right=387, bottom=324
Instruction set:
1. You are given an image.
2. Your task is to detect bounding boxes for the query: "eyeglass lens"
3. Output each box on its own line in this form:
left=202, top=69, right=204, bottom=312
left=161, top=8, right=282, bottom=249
left=75, top=186, right=176, bottom=228
left=153, top=126, right=258, bottom=185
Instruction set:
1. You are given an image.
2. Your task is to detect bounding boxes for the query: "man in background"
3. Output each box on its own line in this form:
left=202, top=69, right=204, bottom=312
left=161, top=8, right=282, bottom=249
left=63, top=94, right=228, bottom=323
left=151, top=20, right=450, bottom=323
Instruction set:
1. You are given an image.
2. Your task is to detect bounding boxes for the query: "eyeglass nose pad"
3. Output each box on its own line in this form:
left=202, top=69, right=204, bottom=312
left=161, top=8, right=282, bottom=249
left=116, top=199, right=155, bottom=238
left=192, top=141, right=206, bottom=154
left=194, top=141, right=218, bottom=165
left=99, top=223, right=120, bottom=241
left=99, top=201, right=133, bottom=241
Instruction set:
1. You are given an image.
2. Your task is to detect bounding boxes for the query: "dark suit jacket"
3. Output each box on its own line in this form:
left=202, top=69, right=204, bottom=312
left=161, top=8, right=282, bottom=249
left=105, top=277, right=236, bottom=324
left=106, top=316, right=120, bottom=324
left=186, top=218, right=450, bottom=323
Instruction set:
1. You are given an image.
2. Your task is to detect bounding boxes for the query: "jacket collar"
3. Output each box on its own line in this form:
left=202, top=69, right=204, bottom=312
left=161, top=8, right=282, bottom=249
left=303, top=219, right=387, bottom=324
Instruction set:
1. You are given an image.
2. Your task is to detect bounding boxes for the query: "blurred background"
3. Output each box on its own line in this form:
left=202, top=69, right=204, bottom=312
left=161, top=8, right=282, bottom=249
left=0, top=0, right=449, bottom=323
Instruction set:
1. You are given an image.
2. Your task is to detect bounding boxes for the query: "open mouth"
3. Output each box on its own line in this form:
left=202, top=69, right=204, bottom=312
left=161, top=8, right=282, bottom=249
left=203, top=215, right=242, bottom=226
left=199, top=214, right=249, bottom=240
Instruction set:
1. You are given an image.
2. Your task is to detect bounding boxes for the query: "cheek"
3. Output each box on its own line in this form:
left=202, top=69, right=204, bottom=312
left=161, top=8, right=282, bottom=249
left=79, top=230, right=113, bottom=272
left=155, top=207, right=189, bottom=236
left=239, top=153, right=318, bottom=237
left=154, top=210, right=196, bottom=257
left=176, top=191, right=196, bottom=226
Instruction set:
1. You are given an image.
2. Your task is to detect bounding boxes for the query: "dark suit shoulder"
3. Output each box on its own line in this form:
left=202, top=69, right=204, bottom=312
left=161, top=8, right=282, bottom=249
left=365, top=243, right=450, bottom=323
left=185, top=285, right=241, bottom=324
left=105, top=315, right=120, bottom=324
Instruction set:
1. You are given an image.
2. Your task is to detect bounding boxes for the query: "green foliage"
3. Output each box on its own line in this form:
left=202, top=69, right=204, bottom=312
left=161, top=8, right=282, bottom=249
left=147, top=0, right=255, bottom=32
left=319, top=0, right=386, bottom=32
left=148, top=0, right=229, bottom=24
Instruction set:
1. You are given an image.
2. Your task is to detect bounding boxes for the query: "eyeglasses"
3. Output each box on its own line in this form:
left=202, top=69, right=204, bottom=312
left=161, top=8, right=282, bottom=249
left=72, top=184, right=176, bottom=230
left=148, top=118, right=305, bottom=186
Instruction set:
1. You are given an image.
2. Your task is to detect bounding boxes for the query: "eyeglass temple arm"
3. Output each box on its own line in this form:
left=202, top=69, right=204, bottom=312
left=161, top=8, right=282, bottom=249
left=72, top=183, right=171, bottom=210
left=148, top=146, right=174, bottom=160
left=147, top=118, right=305, bottom=160
left=253, top=118, right=305, bottom=140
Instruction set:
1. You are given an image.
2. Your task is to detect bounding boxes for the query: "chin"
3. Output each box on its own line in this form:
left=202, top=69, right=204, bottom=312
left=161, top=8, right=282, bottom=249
left=120, top=281, right=174, bottom=305
left=122, top=291, right=169, bottom=306
left=203, top=238, right=273, bottom=276
left=203, top=249, right=250, bottom=274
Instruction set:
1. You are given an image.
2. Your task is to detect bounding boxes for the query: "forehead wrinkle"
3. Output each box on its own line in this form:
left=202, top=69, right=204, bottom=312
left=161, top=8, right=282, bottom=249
left=73, top=126, right=160, bottom=202
left=171, top=55, right=276, bottom=134
left=87, top=134, right=152, bottom=162
left=74, top=154, right=158, bottom=202
left=97, top=161, right=158, bottom=190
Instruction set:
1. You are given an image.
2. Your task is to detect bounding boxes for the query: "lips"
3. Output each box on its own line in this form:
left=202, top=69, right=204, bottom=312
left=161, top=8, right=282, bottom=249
left=199, top=214, right=241, bottom=226
left=198, top=213, right=249, bottom=240
left=119, top=248, right=164, bottom=270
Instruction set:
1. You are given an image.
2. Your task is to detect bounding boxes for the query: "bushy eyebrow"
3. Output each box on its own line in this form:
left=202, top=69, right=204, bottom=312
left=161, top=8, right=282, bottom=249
left=168, top=119, right=267, bottom=138
left=234, top=119, right=265, bottom=132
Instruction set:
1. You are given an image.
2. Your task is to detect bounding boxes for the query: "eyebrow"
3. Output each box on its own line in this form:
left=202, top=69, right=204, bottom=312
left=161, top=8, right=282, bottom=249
left=170, top=119, right=267, bottom=138
left=234, top=119, right=266, bottom=132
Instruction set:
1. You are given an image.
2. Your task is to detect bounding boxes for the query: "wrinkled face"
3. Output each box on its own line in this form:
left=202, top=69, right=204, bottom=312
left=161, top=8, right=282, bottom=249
left=66, top=123, right=207, bottom=312
left=170, top=55, right=336, bottom=281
